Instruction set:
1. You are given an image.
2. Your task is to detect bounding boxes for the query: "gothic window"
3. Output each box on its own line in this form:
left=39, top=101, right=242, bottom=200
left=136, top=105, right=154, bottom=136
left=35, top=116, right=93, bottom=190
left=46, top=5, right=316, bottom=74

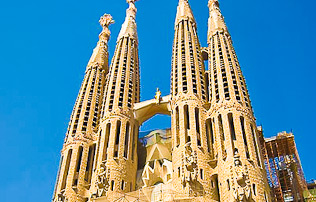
left=228, top=113, right=236, bottom=152
left=124, top=122, right=130, bottom=159
left=103, top=123, right=111, bottom=161
left=227, top=179, right=230, bottom=190
left=111, top=180, right=115, bottom=191
left=131, top=125, right=137, bottom=160
left=184, top=105, right=190, bottom=143
left=85, top=144, right=96, bottom=184
left=53, top=155, right=63, bottom=197
left=251, top=124, right=262, bottom=167
left=73, top=146, right=83, bottom=186
left=200, top=169, right=204, bottom=180
left=195, top=108, right=201, bottom=146
left=121, top=180, right=125, bottom=190
left=240, top=117, right=250, bottom=159
left=176, top=106, right=180, bottom=147
left=218, top=114, right=226, bottom=160
left=114, top=121, right=121, bottom=157
left=253, top=184, right=257, bottom=196
left=61, top=149, right=72, bottom=190
left=205, top=71, right=210, bottom=102
left=206, top=118, right=214, bottom=158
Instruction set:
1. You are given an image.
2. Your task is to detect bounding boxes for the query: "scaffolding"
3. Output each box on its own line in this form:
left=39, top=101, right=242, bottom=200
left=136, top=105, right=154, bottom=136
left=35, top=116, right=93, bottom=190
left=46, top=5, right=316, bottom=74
left=259, top=130, right=307, bottom=202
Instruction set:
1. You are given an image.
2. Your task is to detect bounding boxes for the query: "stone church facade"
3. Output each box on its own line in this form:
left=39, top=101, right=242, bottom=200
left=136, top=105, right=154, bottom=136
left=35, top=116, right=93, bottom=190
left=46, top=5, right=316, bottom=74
left=52, top=0, right=272, bottom=201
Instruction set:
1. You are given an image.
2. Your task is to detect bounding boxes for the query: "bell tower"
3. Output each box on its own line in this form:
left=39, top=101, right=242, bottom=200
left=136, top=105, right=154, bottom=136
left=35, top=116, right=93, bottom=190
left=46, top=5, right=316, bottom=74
left=170, top=0, right=214, bottom=197
left=90, top=0, right=140, bottom=200
left=206, top=0, right=271, bottom=201
left=52, top=13, right=113, bottom=202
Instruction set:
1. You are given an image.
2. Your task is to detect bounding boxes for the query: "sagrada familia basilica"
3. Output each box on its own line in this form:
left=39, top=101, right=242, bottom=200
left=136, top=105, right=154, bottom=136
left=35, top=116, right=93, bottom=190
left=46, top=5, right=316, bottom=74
left=52, top=0, right=276, bottom=201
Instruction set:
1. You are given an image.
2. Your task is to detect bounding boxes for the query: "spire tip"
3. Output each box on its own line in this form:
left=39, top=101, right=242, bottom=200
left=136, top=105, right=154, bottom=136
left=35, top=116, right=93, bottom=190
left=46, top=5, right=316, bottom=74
left=99, top=14, right=114, bottom=28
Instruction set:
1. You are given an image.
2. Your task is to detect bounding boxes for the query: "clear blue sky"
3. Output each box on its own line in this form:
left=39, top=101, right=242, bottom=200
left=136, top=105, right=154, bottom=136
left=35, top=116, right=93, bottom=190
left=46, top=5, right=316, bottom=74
left=0, top=0, right=315, bottom=201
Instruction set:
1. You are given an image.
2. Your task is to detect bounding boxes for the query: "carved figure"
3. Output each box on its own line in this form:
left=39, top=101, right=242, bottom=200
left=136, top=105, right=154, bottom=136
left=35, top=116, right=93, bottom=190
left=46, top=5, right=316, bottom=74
left=95, top=163, right=109, bottom=197
left=233, top=150, right=251, bottom=201
left=182, top=143, right=198, bottom=186
left=155, top=88, right=162, bottom=103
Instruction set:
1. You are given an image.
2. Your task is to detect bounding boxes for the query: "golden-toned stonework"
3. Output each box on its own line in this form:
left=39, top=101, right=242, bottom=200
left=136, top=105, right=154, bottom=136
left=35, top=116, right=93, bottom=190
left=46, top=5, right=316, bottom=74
left=52, top=0, right=272, bottom=201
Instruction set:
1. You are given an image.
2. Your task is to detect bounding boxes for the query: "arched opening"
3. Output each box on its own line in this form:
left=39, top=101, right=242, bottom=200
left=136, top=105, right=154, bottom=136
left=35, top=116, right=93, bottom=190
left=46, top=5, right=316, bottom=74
left=140, top=114, right=171, bottom=133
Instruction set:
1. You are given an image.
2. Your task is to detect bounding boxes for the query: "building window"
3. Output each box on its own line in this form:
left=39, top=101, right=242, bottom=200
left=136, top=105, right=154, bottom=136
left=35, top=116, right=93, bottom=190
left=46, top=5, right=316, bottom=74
left=240, top=117, right=250, bottom=159
left=61, top=149, right=72, bottom=190
left=184, top=105, right=190, bottom=143
left=124, top=122, right=130, bottom=158
left=73, top=146, right=83, bottom=186
left=195, top=108, right=201, bottom=146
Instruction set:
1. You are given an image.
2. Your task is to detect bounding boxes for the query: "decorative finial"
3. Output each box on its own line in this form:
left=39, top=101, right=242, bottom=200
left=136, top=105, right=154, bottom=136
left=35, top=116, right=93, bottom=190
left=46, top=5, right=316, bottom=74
left=98, top=14, right=114, bottom=43
left=99, top=14, right=114, bottom=29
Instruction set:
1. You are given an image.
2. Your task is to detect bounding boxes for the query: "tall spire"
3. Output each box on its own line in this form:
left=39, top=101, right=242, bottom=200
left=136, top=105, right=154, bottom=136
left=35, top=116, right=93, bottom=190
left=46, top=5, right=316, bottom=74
left=208, top=0, right=228, bottom=40
left=117, top=0, right=138, bottom=41
left=170, top=0, right=210, bottom=197
left=90, top=0, right=140, bottom=199
left=206, top=0, right=272, bottom=201
left=52, top=14, right=113, bottom=202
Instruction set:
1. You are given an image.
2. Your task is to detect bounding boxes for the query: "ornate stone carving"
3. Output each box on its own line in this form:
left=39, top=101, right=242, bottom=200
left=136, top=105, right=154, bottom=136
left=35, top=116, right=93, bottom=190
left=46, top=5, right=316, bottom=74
left=181, top=143, right=198, bottom=186
left=94, top=163, right=109, bottom=197
left=100, top=14, right=114, bottom=28
left=99, top=14, right=114, bottom=43
left=232, top=150, right=251, bottom=201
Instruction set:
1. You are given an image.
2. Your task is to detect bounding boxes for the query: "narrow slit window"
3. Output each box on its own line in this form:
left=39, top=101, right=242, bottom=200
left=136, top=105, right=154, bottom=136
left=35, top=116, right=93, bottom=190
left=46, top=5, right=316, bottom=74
left=114, top=121, right=121, bottom=158
left=251, top=124, right=262, bottom=167
left=85, top=144, right=96, bottom=184
left=73, top=146, right=83, bottom=186
left=176, top=107, right=180, bottom=146
left=184, top=105, right=190, bottom=143
left=195, top=108, right=201, bottom=146
left=200, top=169, right=204, bottom=180
left=103, top=123, right=111, bottom=161
left=228, top=113, right=236, bottom=152
left=111, top=180, right=115, bottom=191
left=124, top=122, right=130, bottom=158
left=218, top=114, right=226, bottom=160
left=240, top=117, right=250, bottom=159
left=61, top=149, right=72, bottom=190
